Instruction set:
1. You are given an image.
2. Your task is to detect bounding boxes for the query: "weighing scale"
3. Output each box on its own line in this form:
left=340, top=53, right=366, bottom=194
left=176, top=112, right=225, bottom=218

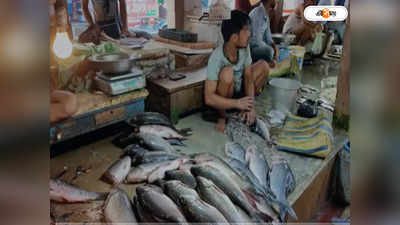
left=95, top=67, right=146, bottom=96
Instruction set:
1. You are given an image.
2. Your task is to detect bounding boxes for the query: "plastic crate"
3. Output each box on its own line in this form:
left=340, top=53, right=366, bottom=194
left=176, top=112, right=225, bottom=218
left=159, top=29, right=198, bottom=43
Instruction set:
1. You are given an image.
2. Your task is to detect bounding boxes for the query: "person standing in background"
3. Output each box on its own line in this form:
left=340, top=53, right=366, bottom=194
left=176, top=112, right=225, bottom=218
left=249, top=0, right=279, bottom=67
left=82, top=0, right=135, bottom=39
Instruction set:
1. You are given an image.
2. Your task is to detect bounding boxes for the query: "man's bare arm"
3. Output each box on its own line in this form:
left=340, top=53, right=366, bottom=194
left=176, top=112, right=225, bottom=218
left=119, top=0, right=129, bottom=32
left=82, top=0, right=94, bottom=26
left=244, top=66, right=255, bottom=98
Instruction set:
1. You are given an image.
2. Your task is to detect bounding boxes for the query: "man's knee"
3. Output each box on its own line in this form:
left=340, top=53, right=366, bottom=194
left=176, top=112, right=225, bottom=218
left=253, top=60, right=270, bottom=78
left=219, top=66, right=234, bottom=85
left=259, top=60, right=270, bottom=76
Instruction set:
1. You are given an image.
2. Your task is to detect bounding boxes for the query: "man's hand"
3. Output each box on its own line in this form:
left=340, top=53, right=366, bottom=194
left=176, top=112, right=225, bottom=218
left=240, top=109, right=256, bottom=126
left=235, top=96, right=254, bottom=111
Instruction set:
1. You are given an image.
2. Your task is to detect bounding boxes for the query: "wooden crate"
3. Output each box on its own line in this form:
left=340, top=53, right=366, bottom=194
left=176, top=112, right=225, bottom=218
left=146, top=68, right=206, bottom=123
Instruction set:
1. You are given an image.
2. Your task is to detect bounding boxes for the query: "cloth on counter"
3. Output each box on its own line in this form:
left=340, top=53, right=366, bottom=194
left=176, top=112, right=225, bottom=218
left=277, top=113, right=333, bottom=158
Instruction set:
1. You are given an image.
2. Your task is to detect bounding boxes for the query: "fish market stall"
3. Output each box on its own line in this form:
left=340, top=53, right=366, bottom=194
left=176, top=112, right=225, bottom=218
left=50, top=1, right=349, bottom=224
left=50, top=58, right=347, bottom=222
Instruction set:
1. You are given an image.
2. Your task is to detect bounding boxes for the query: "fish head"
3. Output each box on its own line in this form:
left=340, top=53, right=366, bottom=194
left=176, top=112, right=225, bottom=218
left=190, top=165, right=207, bottom=177
left=196, top=176, right=213, bottom=189
left=179, top=194, right=196, bottom=206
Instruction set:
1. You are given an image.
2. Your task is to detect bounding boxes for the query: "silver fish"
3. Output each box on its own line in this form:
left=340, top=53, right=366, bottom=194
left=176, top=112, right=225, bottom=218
left=165, top=169, right=197, bottom=189
left=252, top=117, right=271, bottom=142
left=140, top=125, right=186, bottom=140
left=138, top=151, right=182, bottom=164
left=245, top=145, right=270, bottom=189
left=50, top=179, right=106, bottom=203
left=102, top=156, right=131, bottom=185
left=103, top=188, right=137, bottom=223
left=128, top=112, right=192, bottom=136
left=138, top=133, right=176, bottom=152
left=224, top=141, right=246, bottom=163
left=126, top=161, right=170, bottom=184
left=227, top=157, right=274, bottom=201
left=191, top=165, right=255, bottom=217
left=164, top=180, right=227, bottom=223
left=196, top=176, right=253, bottom=223
left=133, top=197, right=157, bottom=223
left=147, top=158, right=185, bottom=183
left=136, top=185, right=187, bottom=223
left=269, top=156, right=297, bottom=221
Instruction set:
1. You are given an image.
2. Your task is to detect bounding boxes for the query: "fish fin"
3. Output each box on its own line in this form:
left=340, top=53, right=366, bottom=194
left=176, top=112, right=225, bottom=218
left=176, top=128, right=193, bottom=137
left=167, top=139, right=186, bottom=147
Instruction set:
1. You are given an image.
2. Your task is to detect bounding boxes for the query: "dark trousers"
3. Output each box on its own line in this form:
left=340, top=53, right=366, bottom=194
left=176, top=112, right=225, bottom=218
left=97, top=19, right=121, bottom=39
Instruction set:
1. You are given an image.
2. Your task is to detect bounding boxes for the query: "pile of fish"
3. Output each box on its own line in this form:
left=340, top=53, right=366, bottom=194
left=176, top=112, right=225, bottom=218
left=50, top=112, right=298, bottom=223
left=225, top=113, right=298, bottom=221
left=113, top=112, right=193, bottom=149
left=51, top=143, right=296, bottom=223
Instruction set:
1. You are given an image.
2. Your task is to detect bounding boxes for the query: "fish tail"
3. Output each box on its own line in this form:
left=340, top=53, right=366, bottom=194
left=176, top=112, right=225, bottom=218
left=278, top=201, right=297, bottom=221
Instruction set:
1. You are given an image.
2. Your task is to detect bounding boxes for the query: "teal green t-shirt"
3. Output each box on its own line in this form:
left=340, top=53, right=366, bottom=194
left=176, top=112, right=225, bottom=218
left=207, top=45, right=253, bottom=93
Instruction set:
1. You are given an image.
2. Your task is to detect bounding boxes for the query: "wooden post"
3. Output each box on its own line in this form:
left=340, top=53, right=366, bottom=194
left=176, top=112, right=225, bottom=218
left=333, top=8, right=350, bottom=131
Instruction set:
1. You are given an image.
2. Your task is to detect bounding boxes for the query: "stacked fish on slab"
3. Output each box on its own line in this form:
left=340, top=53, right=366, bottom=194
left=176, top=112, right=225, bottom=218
left=113, top=112, right=193, bottom=149
left=225, top=112, right=298, bottom=222
left=50, top=112, right=298, bottom=223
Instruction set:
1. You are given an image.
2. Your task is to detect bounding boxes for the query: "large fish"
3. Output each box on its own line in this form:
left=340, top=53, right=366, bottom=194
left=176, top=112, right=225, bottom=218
left=190, top=166, right=255, bottom=217
left=269, top=156, right=297, bottom=221
left=226, top=157, right=274, bottom=202
left=196, top=176, right=253, bottom=223
left=164, top=180, right=228, bottom=223
left=133, top=197, right=157, bottom=223
left=102, top=156, right=131, bottom=185
left=137, top=133, right=177, bottom=152
left=164, top=180, right=202, bottom=204
left=139, top=125, right=186, bottom=140
left=122, top=144, right=148, bottom=164
left=128, top=112, right=192, bottom=136
left=103, top=188, right=137, bottom=223
left=165, top=169, right=197, bottom=189
left=245, top=145, right=270, bottom=189
left=224, top=141, right=246, bottom=163
left=136, top=185, right=187, bottom=223
left=147, top=158, right=185, bottom=183
left=251, top=117, right=271, bottom=142
left=137, top=151, right=182, bottom=165
left=126, top=161, right=170, bottom=184
left=192, top=153, right=257, bottom=192
left=50, top=179, right=106, bottom=203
